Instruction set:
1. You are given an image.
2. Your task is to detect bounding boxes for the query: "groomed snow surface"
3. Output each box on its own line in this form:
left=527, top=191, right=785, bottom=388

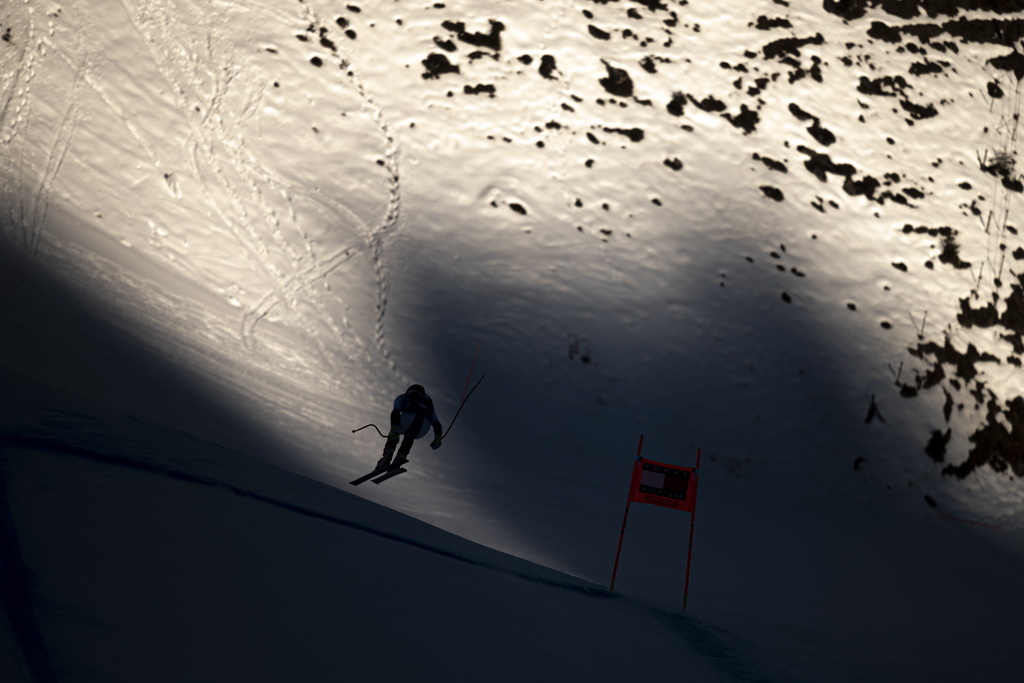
left=2, top=0, right=1023, bottom=681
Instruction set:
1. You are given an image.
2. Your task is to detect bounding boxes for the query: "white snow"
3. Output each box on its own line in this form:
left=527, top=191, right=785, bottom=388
left=1, top=0, right=1023, bottom=681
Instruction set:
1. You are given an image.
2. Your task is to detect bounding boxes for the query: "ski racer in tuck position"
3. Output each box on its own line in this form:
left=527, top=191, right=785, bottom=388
left=377, top=384, right=443, bottom=469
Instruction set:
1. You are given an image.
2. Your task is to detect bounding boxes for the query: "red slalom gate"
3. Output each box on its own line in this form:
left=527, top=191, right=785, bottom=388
left=610, top=435, right=702, bottom=609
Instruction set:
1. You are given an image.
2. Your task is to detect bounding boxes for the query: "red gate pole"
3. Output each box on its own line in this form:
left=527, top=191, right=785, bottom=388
left=682, top=448, right=701, bottom=610
left=609, top=434, right=644, bottom=591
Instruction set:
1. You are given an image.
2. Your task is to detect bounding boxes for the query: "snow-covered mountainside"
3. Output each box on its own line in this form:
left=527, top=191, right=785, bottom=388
left=2, top=0, right=1023, bottom=680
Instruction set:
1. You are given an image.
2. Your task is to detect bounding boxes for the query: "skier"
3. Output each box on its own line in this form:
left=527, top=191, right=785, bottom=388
left=377, top=384, right=443, bottom=469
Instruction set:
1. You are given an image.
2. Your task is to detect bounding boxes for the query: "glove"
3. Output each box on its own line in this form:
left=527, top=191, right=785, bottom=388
left=430, top=436, right=443, bottom=450
left=388, top=425, right=402, bottom=439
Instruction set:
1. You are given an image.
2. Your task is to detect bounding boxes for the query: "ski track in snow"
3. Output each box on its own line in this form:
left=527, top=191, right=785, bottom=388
left=295, top=0, right=406, bottom=373
left=0, top=1, right=50, bottom=252
left=62, top=0, right=400, bottom=377
left=30, top=30, right=85, bottom=257
left=121, top=0, right=342, bottom=358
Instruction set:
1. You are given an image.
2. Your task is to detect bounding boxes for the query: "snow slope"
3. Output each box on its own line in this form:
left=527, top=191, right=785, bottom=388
left=2, top=0, right=1024, bottom=680
left=0, top=373, right=770, bottom=683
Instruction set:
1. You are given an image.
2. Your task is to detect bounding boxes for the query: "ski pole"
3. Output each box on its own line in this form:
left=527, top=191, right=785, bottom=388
left=352, top=423, right=387, bottom=438
left=441, top=374, right=485, bottom=440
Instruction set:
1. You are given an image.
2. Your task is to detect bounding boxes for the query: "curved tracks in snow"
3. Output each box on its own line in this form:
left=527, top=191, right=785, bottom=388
left=2, top=0, right=406, bottom=380
left=0, top=1, right=86, bottom=255
left=114, top=0, right=377, bottom=374
left=292, top=1, right=404, bottom=374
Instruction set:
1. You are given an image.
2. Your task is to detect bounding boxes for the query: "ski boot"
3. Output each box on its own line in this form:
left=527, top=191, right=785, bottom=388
left=376, top=443, right=396, bottom=469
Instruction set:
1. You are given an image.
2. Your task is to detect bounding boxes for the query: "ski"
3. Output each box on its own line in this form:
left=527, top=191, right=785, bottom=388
left=350, top=464, right=395, bottom=486
left=372, top=467, right=408, bottom=484
left=350, top=459, right=409, bottom=486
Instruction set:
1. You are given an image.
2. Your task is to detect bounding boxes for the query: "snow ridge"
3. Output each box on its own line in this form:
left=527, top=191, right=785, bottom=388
left=0, top=434, right=608, bottom=596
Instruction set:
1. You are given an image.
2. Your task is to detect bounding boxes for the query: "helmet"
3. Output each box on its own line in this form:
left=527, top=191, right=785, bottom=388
left=407, top=384, right=426, bottom=395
